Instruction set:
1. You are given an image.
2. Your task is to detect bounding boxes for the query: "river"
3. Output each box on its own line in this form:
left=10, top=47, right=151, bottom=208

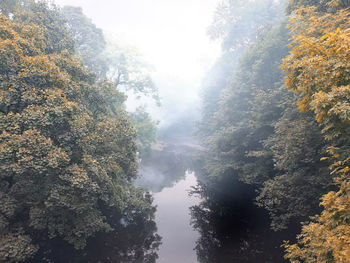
left=154, top=171, right=200, bottom=263
left=136, top=137, right=203, bottom=263
left=136, top=138, right=294, bottom=263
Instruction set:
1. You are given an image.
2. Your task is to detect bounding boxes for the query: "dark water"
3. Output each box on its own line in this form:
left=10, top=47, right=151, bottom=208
left=137, top=143, right=300, bottom=263
left=135, top=141, right=203, bottom=262
left=190, top=173, right=293, bottom=263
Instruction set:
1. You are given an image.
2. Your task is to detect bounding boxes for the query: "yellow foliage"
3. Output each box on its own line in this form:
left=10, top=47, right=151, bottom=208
left=284, top=176, right=350, bottom=263
left=282, top=7, right=350, bottom=127
left=0, top=11, right=139, bottom=261
left=282, top=5, right=350, bottom=263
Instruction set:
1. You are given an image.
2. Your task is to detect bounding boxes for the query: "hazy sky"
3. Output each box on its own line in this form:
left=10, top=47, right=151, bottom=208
left=54, top=0, right=220, bottom=73
left=54, top=0, right=221, bottom=123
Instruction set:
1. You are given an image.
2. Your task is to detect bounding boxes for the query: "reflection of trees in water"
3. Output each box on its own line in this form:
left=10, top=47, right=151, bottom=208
left=190, top=171, right=297, bottom=263
left=137, top=145, right=196, bottom=193
left=29, top=193, right=161, bottom=263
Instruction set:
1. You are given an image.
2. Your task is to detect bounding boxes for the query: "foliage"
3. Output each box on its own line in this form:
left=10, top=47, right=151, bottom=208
left=257, top=105, right=332, bottom=230
left=281, top=4, right=350, bottom=262
left=208, top=0, right=286, bottom=51
left=14, top=0, right=75, bottom=54
left=61, top=5, right=159, bottom=102
left=284, top=179, right=350, bottom=262
left=282, top=6, right=350, bottom=141
left=286, top=0, right=350, bottom=13
left=198, top=51, right=242, bottom=138
left=210, top=22, right=330, bottom=231
left=130, top=106, right=158, bottom=157
left=0, top=3, right=159, bottom=261
left=61, top=6, right=160, bottom=155
left=61, top=5, right=108, bottom=77
left=0, top=0, right=22, bottom=16
left=199, top=0, right=334, bottom=243
left=29, top=192, right=161, bottom=263
left=201, top=0, right=349, bottom=260
left=199, top=0, right=287, bottom=138
left=104, top=36, right=160, bottom=103
left=204, top=23, right=290, bottom=184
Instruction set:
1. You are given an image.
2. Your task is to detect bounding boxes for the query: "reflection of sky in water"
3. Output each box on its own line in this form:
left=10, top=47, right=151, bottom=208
left=153, top=171, right=200, bottom=263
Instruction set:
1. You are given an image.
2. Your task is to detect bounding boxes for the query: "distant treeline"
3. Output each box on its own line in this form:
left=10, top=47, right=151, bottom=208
left=196, top=0, right=350, bottom=262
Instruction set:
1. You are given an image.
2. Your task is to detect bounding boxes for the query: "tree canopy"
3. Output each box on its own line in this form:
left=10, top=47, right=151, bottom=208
left=0, top=2, right=159, bottom=262
left=282, top=2, right=350, bottom=261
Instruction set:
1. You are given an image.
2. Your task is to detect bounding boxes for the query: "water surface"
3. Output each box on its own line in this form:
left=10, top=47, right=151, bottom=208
left=153, top=172, right=200, bottom=263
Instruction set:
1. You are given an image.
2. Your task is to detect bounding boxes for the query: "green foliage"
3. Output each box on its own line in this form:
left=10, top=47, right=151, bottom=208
left=208, top=0, right=286, bottom=51
left=0, top=232, right=38, bottom=262
left=205, top=22, right=290, bottom=184
left=199, top=4, right=333, bottom=235
left=198, top=51, right=242, bottom=138
left=30, top=191, right=161, bottom=263
left=198, top=0, right=287, bottom=137
left=61, top=5, right=160, bottom=103
left=14, top=1, right=75, bottom=54
left=0, top=3, right=159, bottom=261
left=61, top=5, right=108, bottom=77
left=104, top=36, right=159, bottom=103
left=0, top=0, right=22, bottom=16
left=198, top=0, right=349, bottom=260
left=60, top=5, right=160, bottom=157
left=282, top=3, right=350, bottom=261
left=257, top=106, right=332, bottom=230
left=130, top=106, right=158, bottom=157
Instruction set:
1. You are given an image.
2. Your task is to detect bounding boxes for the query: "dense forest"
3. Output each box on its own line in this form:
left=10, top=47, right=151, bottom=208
left=195, top=0, right=350, bottom=262
left=0, top=0, right=349, bottom=262
left=0, top=1, right=159, bottom=262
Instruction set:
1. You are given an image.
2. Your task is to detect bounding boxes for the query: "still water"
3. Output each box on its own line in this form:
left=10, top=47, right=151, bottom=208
left=153, top=172, right=200, bottom=263
left=136, top=143, right=294, bottom=263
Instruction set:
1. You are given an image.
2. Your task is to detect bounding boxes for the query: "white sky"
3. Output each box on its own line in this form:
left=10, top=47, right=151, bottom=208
left=54, top=0, right=221, bottom=123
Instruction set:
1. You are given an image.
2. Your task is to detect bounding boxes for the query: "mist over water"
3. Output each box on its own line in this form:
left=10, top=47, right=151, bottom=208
left=1, top=0, right=343, bottom=262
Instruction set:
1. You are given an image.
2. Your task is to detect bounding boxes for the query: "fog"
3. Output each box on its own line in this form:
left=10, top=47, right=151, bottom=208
left=55, top=0, right=221, bottom=127
left=2, top=0, right=339, bottom=262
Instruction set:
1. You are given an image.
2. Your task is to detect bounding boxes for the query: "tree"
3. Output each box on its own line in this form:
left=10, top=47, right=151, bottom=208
left=198, top=0, right=287, bottom=140
left=61, top=5, right=108, bottom=78
left=0, top=0, right=22, bottom=16
left=199, top=0, right=335, bottom=241
left=281, top=4, right=350, bottom=143
left=281, top=3, right=350, bottom=262
left=208, top=0, right=286, bottom=51
left=257, top=105, right=332, bottom=230
left=61, top=5, right=159, bottom=102
left=13, top=0, right=75, bottom=54
left=286, top=0, right=350, bottom=13
left=61, top=6, right=160, bottom=156
left=130, top=106, right=158, bottom=157
left=104, top=36, right=159, bottom=103
left=0, top=3, right=158, bottom=261
left=204, top=22, right=290, bottom=185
